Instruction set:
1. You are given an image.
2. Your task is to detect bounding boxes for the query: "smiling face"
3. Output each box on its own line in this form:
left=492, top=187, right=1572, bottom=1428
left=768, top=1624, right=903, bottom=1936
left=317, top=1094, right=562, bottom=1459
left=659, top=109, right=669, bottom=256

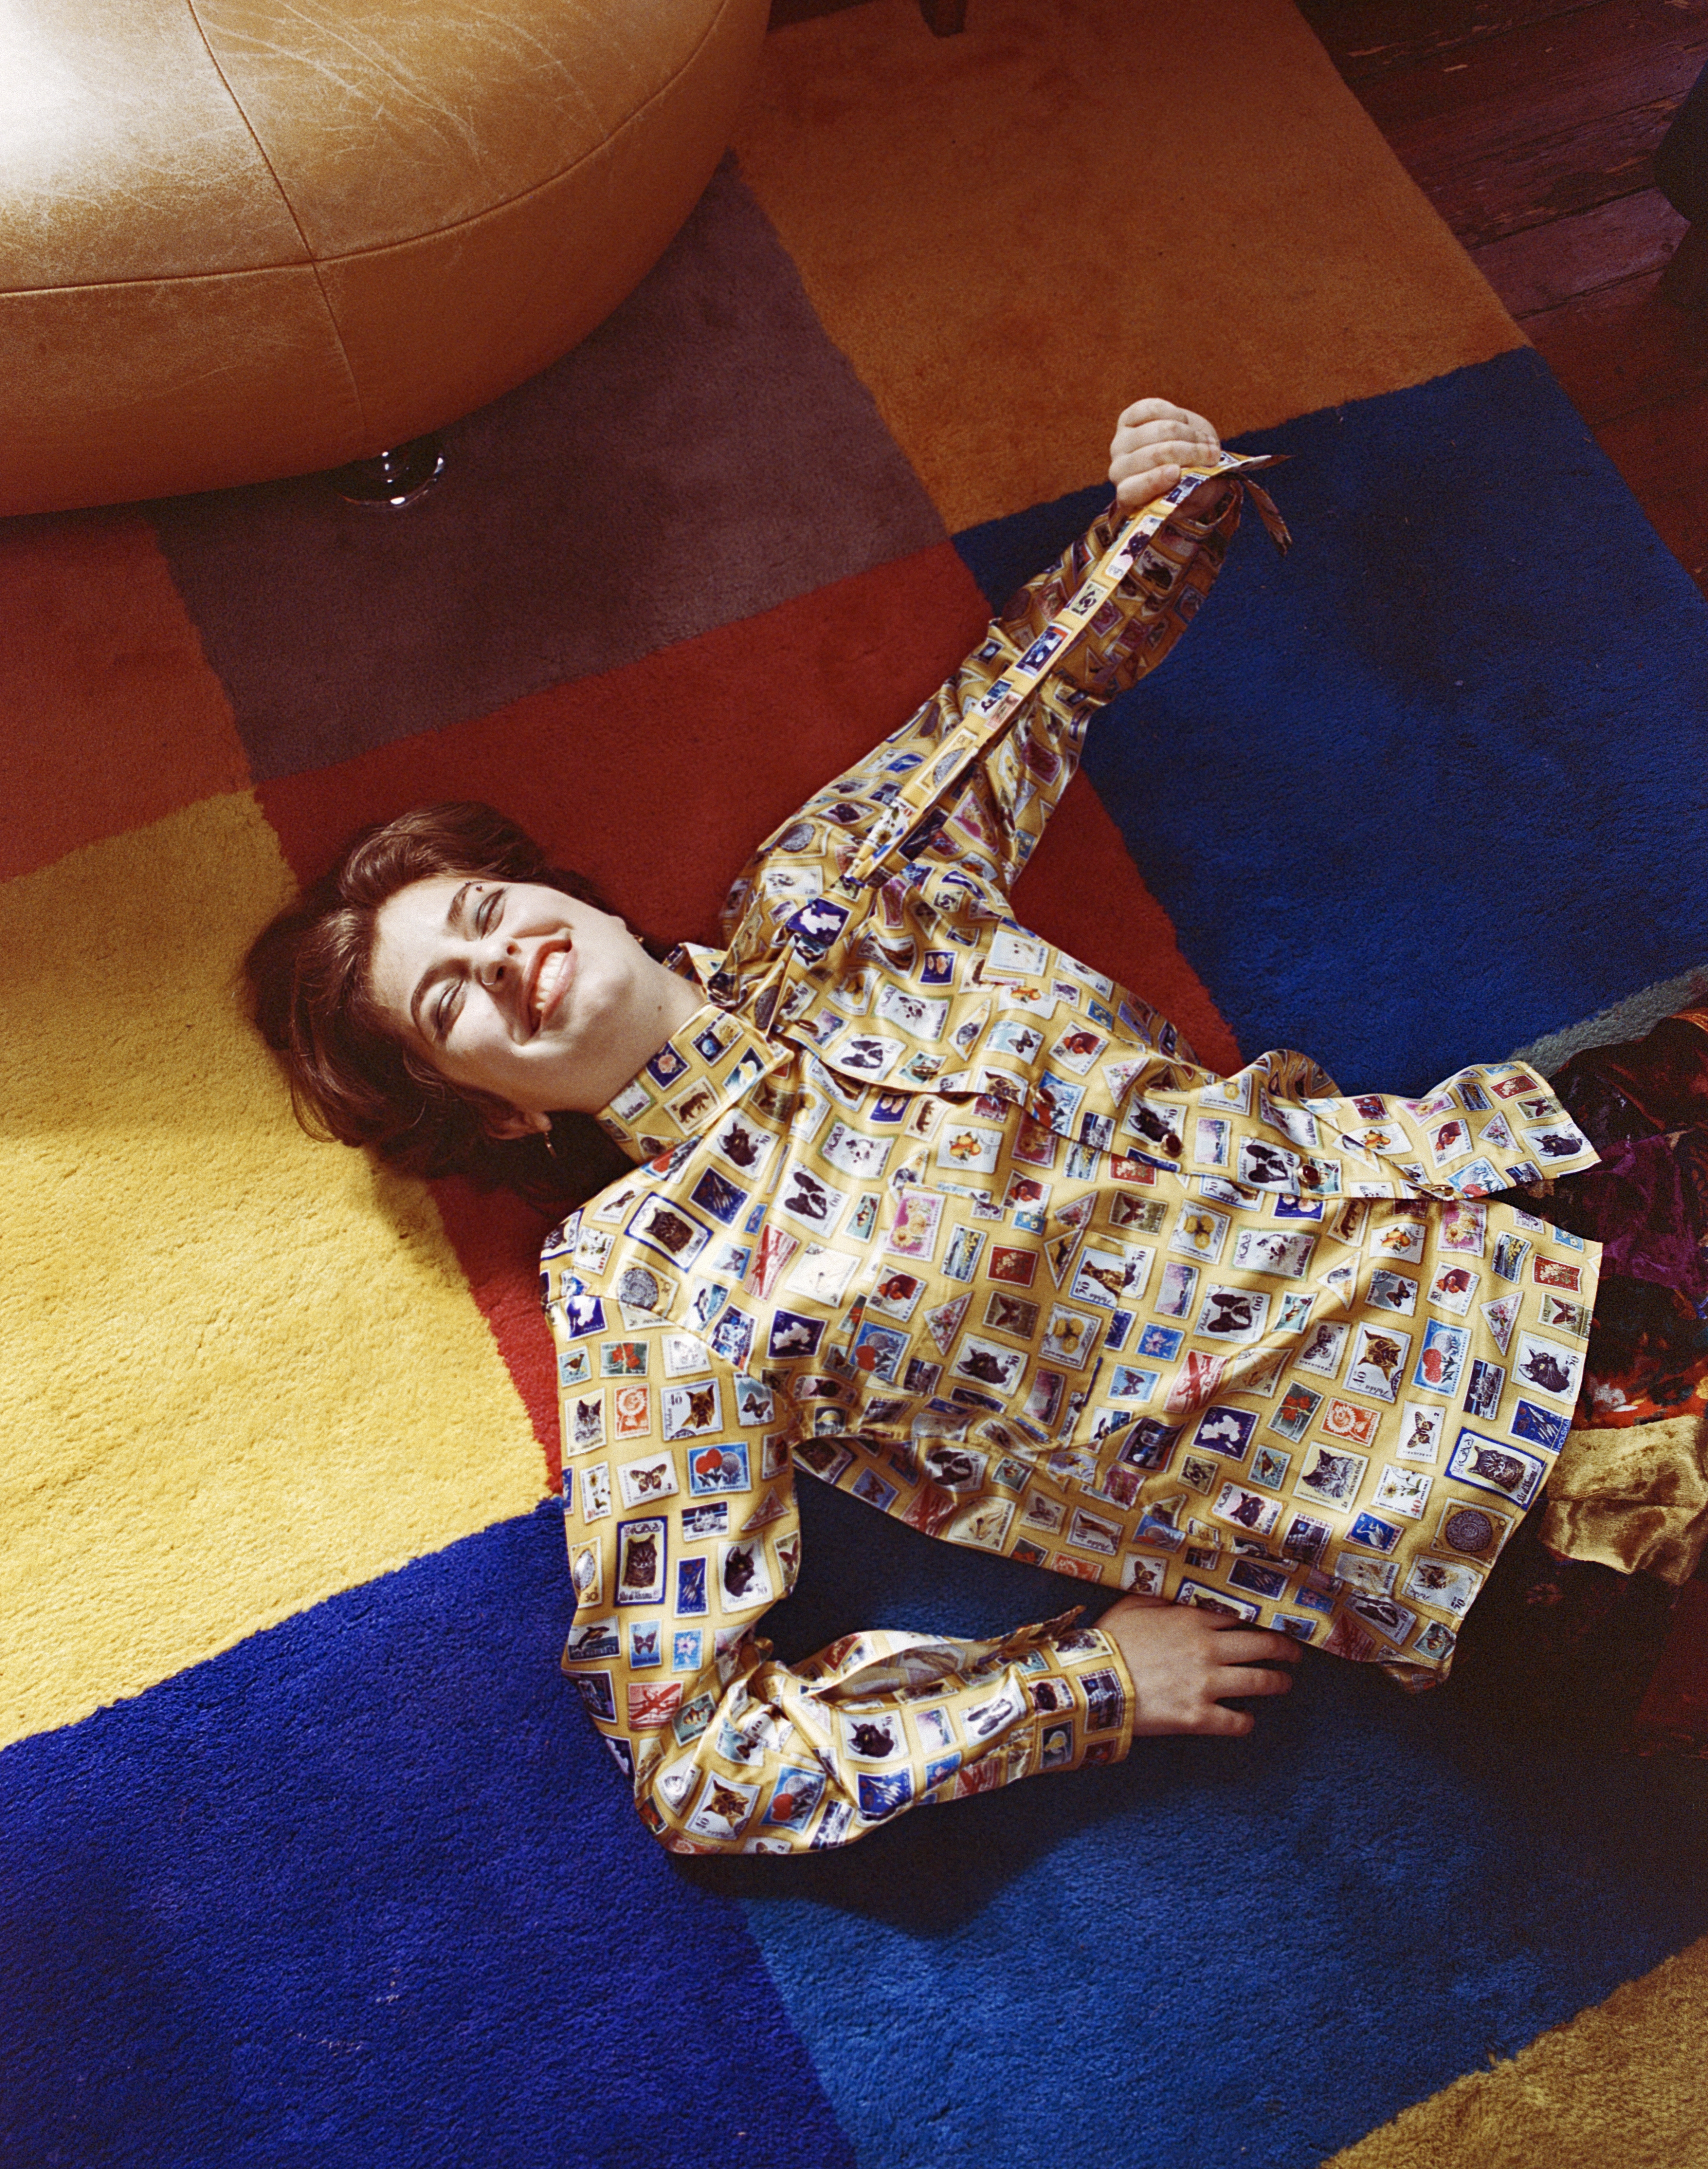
left=368, top=875, right=685, bottom=1125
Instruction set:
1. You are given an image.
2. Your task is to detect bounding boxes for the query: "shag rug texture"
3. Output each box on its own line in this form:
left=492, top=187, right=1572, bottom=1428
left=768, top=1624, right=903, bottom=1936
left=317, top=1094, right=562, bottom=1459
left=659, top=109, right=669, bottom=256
left=5, top=3, right=1708, bottom=2164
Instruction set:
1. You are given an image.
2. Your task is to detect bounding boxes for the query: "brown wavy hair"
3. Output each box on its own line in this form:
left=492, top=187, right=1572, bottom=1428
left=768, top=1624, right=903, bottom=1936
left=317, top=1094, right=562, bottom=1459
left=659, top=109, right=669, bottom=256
left=245, top=803, right=658, bottom=1210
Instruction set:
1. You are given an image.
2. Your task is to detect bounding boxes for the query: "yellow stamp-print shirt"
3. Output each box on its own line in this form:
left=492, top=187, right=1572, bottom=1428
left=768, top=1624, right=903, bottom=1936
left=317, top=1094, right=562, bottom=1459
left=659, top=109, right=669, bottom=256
left=547, top=461, right=1603, bottom=1856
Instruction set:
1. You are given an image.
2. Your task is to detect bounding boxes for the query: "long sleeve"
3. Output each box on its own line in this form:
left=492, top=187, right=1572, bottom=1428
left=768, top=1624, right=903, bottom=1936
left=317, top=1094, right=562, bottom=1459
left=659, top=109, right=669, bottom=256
left=936, top=481, right=1254, bottom=890
left=1086, top=1044, right=1603, bottom=1204
left=716, top=459, right=1286, bottom=954
left=546, top=1202, right=1136, bottom=1855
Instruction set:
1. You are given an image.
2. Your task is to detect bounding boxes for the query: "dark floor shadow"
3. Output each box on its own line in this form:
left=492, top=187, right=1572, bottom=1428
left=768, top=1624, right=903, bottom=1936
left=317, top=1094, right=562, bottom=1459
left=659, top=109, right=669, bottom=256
left=675, top=1471, right=1321, bottom=1923
left=676, top=1480, right=1708, bottom=1926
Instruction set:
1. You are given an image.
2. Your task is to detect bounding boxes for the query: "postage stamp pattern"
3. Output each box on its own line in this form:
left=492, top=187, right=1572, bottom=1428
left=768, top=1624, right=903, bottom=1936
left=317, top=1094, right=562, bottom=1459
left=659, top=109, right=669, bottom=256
left=546, top=479, right=1601, bottom=1855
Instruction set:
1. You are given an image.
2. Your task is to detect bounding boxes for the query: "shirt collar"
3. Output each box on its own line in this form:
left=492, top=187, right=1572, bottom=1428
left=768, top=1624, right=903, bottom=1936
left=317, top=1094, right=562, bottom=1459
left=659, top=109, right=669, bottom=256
left=593, top=949, right=785, bottom=1160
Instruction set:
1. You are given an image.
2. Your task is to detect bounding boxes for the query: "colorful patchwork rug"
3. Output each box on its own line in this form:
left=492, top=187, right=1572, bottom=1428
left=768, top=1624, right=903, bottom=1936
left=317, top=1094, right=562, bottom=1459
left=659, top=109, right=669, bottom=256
left=5, top=3, right=1707, bottom=2163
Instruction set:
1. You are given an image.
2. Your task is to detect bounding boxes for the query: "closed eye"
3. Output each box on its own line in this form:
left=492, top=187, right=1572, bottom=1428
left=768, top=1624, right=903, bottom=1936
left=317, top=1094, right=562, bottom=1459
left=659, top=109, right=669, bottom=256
left=427, top=886, right=507, bottom=1040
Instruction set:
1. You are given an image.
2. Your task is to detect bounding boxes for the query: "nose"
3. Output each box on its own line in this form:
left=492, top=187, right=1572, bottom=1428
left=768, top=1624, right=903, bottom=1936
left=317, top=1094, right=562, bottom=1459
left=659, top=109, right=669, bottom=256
left=476, top=933, right=519, bottom=989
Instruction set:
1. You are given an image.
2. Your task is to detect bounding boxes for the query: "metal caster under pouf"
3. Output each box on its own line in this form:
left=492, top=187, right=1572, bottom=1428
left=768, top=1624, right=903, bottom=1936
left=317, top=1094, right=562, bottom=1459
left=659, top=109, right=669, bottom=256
left=330, top=436, right=448, bottom=508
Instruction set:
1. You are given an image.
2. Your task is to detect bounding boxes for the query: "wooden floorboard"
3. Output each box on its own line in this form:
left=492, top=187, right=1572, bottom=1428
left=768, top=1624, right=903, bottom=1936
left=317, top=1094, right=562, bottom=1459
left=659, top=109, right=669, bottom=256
left=1473, top=188, right=1690, bottom=310
left=1384, top=61, right=1705, bottom=194
left=1411, top=100, right=1669, bottom=242
left=1525, top=267, right=1708, bottom=425
left=1330, top=0, right=1708, bottom=137
left=1595, top=380, right=1708, bottom=495
left=1298, top=0, right=1607, bottom=83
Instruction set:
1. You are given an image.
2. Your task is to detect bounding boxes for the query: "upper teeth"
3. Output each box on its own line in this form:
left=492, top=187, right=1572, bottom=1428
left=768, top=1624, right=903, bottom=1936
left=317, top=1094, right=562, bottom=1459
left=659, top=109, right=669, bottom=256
left=534, top=949, right=570, bottom=1023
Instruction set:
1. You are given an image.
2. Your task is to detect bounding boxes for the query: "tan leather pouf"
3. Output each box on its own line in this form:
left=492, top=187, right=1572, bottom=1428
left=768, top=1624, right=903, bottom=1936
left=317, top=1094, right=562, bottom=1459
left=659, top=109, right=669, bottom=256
left=0, top=0, right=768, bottom=515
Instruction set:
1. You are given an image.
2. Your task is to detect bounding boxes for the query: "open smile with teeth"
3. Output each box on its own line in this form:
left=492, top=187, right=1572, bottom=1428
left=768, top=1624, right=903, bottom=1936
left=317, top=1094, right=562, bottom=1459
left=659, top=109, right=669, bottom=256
left=530, top=944, right=574, bottom=1030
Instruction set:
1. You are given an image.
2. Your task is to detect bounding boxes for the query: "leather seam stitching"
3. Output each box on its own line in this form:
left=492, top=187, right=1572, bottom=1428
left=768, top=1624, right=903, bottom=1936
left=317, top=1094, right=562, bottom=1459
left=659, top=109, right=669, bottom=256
left=180, top=0, right=372, bottom=440
left=4, top=0, right=755, bottom=385
left=176, top=0, right=744, bottom=269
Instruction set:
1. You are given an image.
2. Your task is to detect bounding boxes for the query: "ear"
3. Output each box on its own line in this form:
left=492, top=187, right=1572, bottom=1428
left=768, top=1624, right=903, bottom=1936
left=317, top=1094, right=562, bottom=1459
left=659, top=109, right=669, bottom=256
left=484, top=1105, right=553, bottom=1141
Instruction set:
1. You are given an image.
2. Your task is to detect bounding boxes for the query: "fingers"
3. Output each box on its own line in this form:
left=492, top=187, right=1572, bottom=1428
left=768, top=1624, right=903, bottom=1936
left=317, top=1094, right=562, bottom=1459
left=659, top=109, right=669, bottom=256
left=1172, top=1701, right=1258, bottom=1739
left=1110, top=405, right=1219, bottom=466
left=1115, top=397, right=1220, bottom=444
left=1112, top=427, right=1219, bottom=467
left=1208, top=1661, right=1296, bottom=1701
left=1109, top=459, right=1192, bottom=512
left=1206, top=1626, right=1302, bottom=1667
left=1109, top=445, right=1211, bottom=487
left=1108, top=400, right=1223, bottom=511
left=1101, top=1594, right=1303, bottom=1741
left=1109, top=435, right=1218, bottom=479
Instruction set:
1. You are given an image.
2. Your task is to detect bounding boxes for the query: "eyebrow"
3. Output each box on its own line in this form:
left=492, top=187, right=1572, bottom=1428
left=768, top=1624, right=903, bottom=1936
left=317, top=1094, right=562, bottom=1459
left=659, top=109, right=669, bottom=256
left=408, top=880, right=477, bottom=1038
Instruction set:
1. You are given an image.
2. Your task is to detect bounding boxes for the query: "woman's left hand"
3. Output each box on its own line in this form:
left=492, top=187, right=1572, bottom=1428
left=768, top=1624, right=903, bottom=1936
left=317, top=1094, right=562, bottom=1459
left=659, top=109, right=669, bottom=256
left=1109, top=397, right=1226, bottom=516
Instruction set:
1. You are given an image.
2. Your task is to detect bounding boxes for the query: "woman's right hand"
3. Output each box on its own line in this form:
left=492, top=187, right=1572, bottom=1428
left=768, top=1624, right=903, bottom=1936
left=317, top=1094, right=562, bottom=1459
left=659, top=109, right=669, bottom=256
left=1097, top=1591, right=1301, bottom=1737
left=1108, top=396, right=1227, bottom=517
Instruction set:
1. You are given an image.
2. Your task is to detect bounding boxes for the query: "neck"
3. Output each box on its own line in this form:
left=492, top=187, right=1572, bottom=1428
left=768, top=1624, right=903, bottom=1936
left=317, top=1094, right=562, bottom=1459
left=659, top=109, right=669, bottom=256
left=570, top=952, right=702, bottom=1114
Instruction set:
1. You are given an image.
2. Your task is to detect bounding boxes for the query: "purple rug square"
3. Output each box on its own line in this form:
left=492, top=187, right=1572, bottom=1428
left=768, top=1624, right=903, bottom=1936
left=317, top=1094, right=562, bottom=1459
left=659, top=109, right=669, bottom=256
left=152, top=158, right=944, bottom=782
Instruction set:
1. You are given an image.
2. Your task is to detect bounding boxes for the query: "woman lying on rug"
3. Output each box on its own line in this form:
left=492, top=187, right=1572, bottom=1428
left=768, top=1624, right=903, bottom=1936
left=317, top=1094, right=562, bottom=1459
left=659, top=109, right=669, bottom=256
left=251, top=397, right=1687, bottom=1855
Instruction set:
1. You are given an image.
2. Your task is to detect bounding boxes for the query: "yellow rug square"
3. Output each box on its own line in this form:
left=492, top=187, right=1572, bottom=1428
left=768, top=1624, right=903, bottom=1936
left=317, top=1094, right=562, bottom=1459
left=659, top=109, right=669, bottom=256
left=0, top=795, right=546, bottom=1746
